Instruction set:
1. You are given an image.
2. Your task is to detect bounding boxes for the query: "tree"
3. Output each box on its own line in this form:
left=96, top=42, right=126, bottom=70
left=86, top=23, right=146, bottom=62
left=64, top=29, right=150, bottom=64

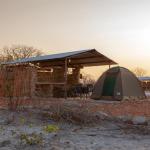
left=0, top=45, right=43, bottom=62
left=132, top=67, right=147, bottom=77
left=82, top=73, right=96, bottom=85
left=0, top=45, right=43, bottom=110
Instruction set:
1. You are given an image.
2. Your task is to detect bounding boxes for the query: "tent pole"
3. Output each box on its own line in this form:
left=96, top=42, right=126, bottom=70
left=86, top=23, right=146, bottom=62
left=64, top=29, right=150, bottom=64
left=64, top=58, right=68, bottom=99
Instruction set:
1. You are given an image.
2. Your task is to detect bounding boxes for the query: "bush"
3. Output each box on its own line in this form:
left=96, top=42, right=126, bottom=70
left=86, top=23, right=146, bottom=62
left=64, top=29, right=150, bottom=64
left=20, top=132, right=43, bottom=145
left=41, top=101, right=100, bottom=125
left=43, top=125, right=59, bottom=133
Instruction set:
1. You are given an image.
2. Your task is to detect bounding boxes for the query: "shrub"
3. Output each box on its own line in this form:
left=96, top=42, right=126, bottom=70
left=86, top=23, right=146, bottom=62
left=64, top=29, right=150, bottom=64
left=43, top=125, right=59, bottom=133
left=20, top=132, right=43, bottom=145
left=19, top=117, right=26, bottom=125
left=41, top=100, right=101, bottom=125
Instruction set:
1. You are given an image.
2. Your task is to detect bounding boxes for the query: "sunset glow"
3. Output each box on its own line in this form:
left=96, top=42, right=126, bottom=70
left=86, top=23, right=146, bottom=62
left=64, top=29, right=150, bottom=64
left=0, top=0, right=150, bottom=79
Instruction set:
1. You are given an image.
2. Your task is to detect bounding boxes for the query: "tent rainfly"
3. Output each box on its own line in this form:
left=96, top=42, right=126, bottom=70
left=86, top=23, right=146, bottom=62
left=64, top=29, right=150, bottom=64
left=91, top=67, right=146, bottom=101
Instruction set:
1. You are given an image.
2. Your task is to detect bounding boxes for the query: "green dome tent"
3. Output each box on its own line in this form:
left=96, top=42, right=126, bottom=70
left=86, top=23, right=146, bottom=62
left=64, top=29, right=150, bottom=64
left=91, top=67, right=146, bottom=101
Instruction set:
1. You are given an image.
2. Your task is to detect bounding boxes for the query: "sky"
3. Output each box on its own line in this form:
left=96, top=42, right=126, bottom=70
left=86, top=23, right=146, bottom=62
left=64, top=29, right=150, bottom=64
left=0, top=0, right=150, bottom=79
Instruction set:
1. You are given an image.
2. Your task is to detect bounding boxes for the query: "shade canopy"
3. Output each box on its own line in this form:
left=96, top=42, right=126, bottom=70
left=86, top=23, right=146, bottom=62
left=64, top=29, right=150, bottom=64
left=2, top=49, right=117, bottom=67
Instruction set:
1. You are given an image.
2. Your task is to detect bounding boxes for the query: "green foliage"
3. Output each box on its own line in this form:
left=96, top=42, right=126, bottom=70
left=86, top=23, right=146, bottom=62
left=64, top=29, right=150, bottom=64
left=0, top=126, right=4, bottom=133
left=19, top=117, right=26, bottom=125
left=20, top=132, right=43, bottom=145
left=11, top=130, right=16, bottom=136
left=43, top=125, right=59, bottom=133
left=29, top=123, right=33, bottom=128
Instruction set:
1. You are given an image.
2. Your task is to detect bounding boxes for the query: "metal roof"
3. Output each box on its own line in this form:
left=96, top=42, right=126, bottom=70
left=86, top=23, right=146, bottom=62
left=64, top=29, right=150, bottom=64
left=138, top=77, right=150, bottom=81
left=2, top=49, right=117, bottom=66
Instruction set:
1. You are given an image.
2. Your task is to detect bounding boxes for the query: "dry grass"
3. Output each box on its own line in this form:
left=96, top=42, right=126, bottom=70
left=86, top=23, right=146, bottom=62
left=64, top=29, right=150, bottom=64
left=40, top=100, right=101, bottom=125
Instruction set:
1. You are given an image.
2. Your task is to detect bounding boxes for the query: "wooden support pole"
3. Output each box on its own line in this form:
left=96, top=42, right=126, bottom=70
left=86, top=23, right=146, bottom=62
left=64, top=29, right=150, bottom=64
left=31, top=67, right=37, bottom=98
left=64, top=58, right=68, bottom=99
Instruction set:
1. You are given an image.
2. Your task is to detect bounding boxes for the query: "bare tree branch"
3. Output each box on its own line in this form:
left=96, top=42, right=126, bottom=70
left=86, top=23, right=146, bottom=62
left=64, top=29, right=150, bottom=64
left=0, top=45, right=43, bottom=62
left=82, top=73, right=96, bottom=85
left=132, top=67, right=147, bottom=77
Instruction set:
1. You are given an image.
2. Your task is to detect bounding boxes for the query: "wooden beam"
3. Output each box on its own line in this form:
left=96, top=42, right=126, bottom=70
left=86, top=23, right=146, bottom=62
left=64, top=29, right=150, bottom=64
left=70, top=55, right=104, bottom=60
left=38, top=60, right=64, bottom=67
left=69, top=60, right=114, bottom=65
left=64, top=58, right=68, bottom=99
left=70, top=62, right=115, bottom=67
left=36, top=82, right=65, bottom=85
left=109, top=65, right=111, bottom=69
left=70, top=57, right=111, bottom=64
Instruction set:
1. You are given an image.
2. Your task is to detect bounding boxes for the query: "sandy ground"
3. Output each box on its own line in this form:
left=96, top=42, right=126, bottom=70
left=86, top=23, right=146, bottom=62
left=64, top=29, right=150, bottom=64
left=0, top=109, right=150, bottom=150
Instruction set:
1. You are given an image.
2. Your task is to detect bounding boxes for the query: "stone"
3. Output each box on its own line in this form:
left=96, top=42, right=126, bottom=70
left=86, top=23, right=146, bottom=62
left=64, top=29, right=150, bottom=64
left=0, top=140, right=11, bottom=148
left=0, top=119, right=6, bottom=125
left=0, top=147, right=12, bottom=150
left=132, top=116, right=147, bottom=125
left=118, top=115, right=132, bottom=122
left=93, top=111, right=109, bottom=120
left=0, top=113, right=14, bottom=125
left=50, top=146, right=63, bottom=150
